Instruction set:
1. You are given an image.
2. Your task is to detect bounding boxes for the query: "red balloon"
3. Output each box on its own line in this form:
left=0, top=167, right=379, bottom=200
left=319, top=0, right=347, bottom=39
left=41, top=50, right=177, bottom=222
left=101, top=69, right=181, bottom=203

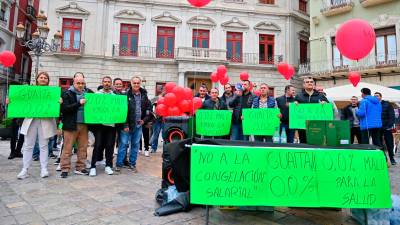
left=0, top=51, right=16, bottom=68
left=187, top=0, right=211, bottom=7
left=219, top=74, right=229, bottom=85
left=336, top=19, right=375, bottom=60
left=348, top=71, right=361, bottom=87
left=168, top=106, right=181, bottom=116
left=192, top=97, right=203, bottom=111
left=210, top=72, right=219, bottom=83
left=183, top=87, right=193, bottom=100
left=216, top=65, right=227, bottom=79
left=155, top=104, right=168, bottom=116
left=164, top=93, right=177, bottom=107
left=284, top=65, right=295, bottom=80
left=253, top=90, right=261, bottom=97
left=157, top=96, right=165, bottom=105
left=172, top=86, right=184, bottom=99
left=277, top=62, right=289, bottom=75
left=249, top=82, right=254, bottom=91
left=165, top=82, right=176, bottom=93
left=179, top=100, right=191, bottom=112
left=239, top=71, right=249, bottom=81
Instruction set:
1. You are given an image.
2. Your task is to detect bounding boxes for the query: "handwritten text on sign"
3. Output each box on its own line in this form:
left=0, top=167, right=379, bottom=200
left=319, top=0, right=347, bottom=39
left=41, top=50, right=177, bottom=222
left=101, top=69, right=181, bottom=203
left=84, top=93, right=128, bottom=124
left=190, top=144, right=391, bottom=208
left=196, top=110, right=232, bottom=136
left=7, top=85, right=61, bottom=118
left=289, top=103, right=334, bottom=129
left=242, top=108, right=280, bottom=136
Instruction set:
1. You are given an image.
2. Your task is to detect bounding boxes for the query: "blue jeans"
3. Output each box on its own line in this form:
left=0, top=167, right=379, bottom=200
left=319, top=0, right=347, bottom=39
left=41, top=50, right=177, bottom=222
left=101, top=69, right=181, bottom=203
left=150, top=120, right=164, bottom=151
left=231, top=124, right=249, bottom=141
left=116, top=126, right=142, bottom=167
left=280, top=123, right=295, bottom=143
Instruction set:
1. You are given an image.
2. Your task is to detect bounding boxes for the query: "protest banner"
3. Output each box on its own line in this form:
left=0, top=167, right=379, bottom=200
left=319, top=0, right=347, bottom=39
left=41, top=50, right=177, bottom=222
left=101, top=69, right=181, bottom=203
left=289, top=103, right=334, bottom=129
left=242, top=108, right=280, bottom=135
left=191, top=144, right=391, bottom=208
left=84, top=93, right=127, bottom=124
left=196, top=110, right=232, bottom=136
left=7, top=85, right=61, bottom=118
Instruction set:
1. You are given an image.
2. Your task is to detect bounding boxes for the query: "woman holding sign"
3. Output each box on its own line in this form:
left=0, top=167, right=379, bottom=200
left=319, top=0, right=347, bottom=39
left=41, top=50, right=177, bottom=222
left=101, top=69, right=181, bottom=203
left=16, top=72, right=58, bottom=179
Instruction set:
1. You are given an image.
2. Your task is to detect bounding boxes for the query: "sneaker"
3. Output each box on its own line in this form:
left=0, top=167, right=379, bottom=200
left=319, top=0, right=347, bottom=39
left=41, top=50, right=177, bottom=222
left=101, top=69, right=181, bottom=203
left=17, top=169, right=29, bottom=179
left=48, top=153, right=57, bottom=159
left=40, top=169, right=49, bottom=178
left=96, top=160, right=106, bottom=166
left=390, top=158, right=397, bottom=165
left=114, top=167, right=121, bottom=172
left=53, top=158, right=60, bottom=165
left=60, top=172, right=68, bottom=178
left=8, top=154, right=15, bottom=160
left=129, top=165, right=138, bottom=173
left=105, top=166, right=113, bottom=175
left=89, top=168, right=97, bottom=177
left=56, top=164, right=61, bottom=171
left=74, top=169, right=89, bottom=175
left=144, top=150, right=150, bottom=157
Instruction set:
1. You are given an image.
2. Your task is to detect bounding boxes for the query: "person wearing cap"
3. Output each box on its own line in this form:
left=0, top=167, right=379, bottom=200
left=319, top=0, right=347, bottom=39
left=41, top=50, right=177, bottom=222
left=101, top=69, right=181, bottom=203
left=229, top=80, right=256, bottom=141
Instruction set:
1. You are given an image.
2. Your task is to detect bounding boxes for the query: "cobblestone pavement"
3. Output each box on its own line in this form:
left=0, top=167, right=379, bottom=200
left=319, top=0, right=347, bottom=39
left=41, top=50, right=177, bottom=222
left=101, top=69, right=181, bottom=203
left=0, top=140, right=398, bottom=225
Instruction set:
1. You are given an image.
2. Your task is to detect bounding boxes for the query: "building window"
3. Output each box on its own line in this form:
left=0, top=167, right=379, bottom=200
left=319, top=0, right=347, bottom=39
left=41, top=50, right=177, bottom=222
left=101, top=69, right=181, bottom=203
left=227, top=32, right=243, bottom=62
left=192, top=29, right=209, bottom=48
left=332, top=38, right=350, bottom=69
left=259, top=0, right=274, bottom=4
left=300, top=39, right=308, bottom=64
left=155, top=82, right=166, bottom=96
left=259, top=34, right=274, bottom=64
left=375, top=27, right=397, bottom=65
left=0, top=2, right=7, bottom=22
left=59, top=78, right=73, bottom=91
left=62, top=18, right=82, bottom=52
left=156, top=26, right=175, bottom=58
left=119, top=24, right=139, bottom=56
left=299, top=0, right=307, bottom=13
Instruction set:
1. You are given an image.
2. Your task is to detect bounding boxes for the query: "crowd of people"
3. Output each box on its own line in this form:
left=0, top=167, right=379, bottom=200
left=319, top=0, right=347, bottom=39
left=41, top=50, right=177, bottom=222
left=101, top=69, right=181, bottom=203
left=5, top=72, right=398, bottom=180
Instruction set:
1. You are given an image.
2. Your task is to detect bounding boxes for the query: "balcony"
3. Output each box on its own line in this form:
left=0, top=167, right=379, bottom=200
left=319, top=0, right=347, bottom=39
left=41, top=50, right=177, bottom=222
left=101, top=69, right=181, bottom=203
left=321, top=0, right=354, bottom=17
left=298, top=50, right=400, bottom=77
left=113, top=45, right=176, bottom=60
left=55, top=40, right=85, bottom=57
left=360, top=0, right=394, bottom=7
left=228, top=53, right=283, bottom=66
left=176, top=47, right=226, bottom=62
left=26, top=5, right=36, bottom=20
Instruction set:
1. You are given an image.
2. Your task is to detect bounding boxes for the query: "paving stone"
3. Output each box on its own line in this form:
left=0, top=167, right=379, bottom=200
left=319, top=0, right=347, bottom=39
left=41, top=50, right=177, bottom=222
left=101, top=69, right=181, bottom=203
left=14, top=212, right=44, bottom=224
left=0, top=215, right=18, bottom=225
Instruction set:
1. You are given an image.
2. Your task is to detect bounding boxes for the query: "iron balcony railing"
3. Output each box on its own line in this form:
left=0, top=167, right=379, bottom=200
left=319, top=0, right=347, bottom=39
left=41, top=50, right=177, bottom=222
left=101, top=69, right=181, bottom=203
left=228, top=53, right=283, bottom=65
left=113, top=45, right=177, bottom=59
left=60, top=40, right=85, bottom=54
left=321, top=0, right=354, bottom=13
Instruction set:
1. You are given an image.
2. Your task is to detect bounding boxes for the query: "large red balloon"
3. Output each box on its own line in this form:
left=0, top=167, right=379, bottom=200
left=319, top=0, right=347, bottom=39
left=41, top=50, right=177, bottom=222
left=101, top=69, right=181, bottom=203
left=284, top=65, right=295, bottom=80
left=348, top=71, right=361, bottom=87
left=192, top=97, right=203, bottom=111
left=165, top=82, right=176, bottom=93
left=0, top=51, right=16, bottom=68
left=179, top=100, right=191, bottom=112
left=155, top=104, right=168, bottom=116
left=172, top=86, right=184, bottom=99
left=253, top=90, right=261, bottom=97
left=239, top=71, right=249, bottom=81
left=168, top=106, right=181, bottom=116
left=220, top=74, right=229, bottom=85
left=187, top=0, right=211, bottom=7
left=183, top=87, right=193, bottom=100
left=216, top=65, right=227, bottom=79
left=210, top=72, right=219, bottom=83
left=164, top=93, right=177, bottom=107
left=278, top=63, right=295, bottom=80
left=336, top=19, right=375, bottom=60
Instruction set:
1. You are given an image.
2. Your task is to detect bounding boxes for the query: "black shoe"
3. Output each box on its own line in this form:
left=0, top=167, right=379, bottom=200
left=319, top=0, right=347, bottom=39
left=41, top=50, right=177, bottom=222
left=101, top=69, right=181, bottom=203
left=123, top=160, right=130, bottom=166
left=60, top=172, right=68, bottom=178
left=15, top=153, right=23, bottom=158
left=54, top=158, right=60, bottom=165
left=390, top=158, right=397, bottom=165
left=74, top=169, right=89, bottom=175
left=48, top=153, right=57, bottom=159
left=8, top=154, right=15, bottom=160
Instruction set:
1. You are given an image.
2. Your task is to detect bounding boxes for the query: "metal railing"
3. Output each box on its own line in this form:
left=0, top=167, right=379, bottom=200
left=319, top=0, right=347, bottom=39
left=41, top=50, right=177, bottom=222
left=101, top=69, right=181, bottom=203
left=176, top=47, right=226, bottom=61
left=298, top=50, right=400, bottom=75
left=60, top=40, right=85, bottom=54
left=113, top=45, right=177, bottom=59
left=321, top=0, right=354, bottom=12
left=228, top=53, right=283, bottom=65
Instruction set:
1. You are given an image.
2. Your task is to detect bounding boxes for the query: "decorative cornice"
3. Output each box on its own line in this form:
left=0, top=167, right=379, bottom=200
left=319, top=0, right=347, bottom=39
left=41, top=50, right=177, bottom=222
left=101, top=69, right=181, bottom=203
left=221, top=17, right=249, bottom=30
left=298, top=27, right=310, bottom=39
left=254, top=21, right=281, bottom=32
left=187, top=16, right=216, bottom=28
left=55, top=2, right=90, bottom=18
left=370, top=14, right=400, bottom=28
left=151, top=12, right=182, bottom=25
left=114, top=9, right=146, bottom=22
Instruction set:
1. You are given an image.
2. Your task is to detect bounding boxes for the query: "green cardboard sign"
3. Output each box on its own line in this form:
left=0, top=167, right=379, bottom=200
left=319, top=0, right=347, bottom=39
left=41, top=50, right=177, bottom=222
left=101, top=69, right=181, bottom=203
left=242, top=108, right=280, bottom=135
left=84, top=93, right=127, bottom=124
left=196, top=110, right=232, bottom=136
left=7, top=85, right=61, bottom=118
left=289, top=103, right=334, bottom=129
left=190, top=144, right=391, bottom=208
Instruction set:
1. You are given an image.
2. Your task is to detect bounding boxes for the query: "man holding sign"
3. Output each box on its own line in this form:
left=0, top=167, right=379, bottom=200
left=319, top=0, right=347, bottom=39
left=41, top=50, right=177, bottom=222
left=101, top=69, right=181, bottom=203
left=294, top=77, right=329, bottom=143
left=201, top=88, right=227, bottom=110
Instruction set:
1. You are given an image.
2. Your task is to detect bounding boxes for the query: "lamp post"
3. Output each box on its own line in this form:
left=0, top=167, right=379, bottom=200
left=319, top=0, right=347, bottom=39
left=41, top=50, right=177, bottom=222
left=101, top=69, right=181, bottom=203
left=16, top=10, right=62, bottom=83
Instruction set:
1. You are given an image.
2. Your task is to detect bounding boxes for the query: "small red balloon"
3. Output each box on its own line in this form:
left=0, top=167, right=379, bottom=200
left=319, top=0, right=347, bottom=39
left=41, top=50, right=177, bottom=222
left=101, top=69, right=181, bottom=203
left=168, top=106, right=181, bottom=116
left=220, top=74, right=229, bottom=85
left=157, top=96, right=165, bottom=105
left=165, top=82, right=176, bottom=93
left=348, top=72, right=361, bottom=87
left=253, top=90, right=261, bottom=97
left=284, top=65, right=295, bottom=80
left=183, top=87, right=193, bottom=100
left=0, top=51, right=16, bottom=68
left=192, top=97, right=203, bottom=111
left=179, top=100, right=191, bottom=112
left=172, top=86, right=184, bottom=99
left=277, top=63, right=289, bottom=75
left=336, top=19, right=375, bottom=60
left=156, top=104, right=168, bottom=116
left=164, top=93, right=177, bottom=107
left=216, top=65, right=227, bottom=79
left=210, top=72, right=219, bottom=83
left=187, top=0, right=211, bottom=8
left=239, top=72, right=249, bottom=81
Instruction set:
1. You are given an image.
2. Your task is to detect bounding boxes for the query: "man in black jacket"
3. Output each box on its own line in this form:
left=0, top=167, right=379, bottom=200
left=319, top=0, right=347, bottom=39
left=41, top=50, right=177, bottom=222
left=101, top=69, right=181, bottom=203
left=194, top=84, right=210, bottom=102
left=374, top=92, right=396, bottom=165
left=276, top=85, right=296, bottom=143
left=202, top=88, right=228, bottom=110
left=294, top=77, right=329, bottom=144
left=115, top=76, right=152, bottom=172
left=229, top=80, right=255, bottom=141
left=342, top=96, right=361, bottom=144
left=220, top=83, right=234, bottom=110
left=60, top=75, right=90, bottom=178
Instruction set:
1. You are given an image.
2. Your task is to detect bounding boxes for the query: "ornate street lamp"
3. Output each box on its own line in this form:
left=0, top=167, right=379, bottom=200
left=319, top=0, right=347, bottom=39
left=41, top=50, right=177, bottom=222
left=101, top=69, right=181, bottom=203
left=16, top=10, right=62, bottom=83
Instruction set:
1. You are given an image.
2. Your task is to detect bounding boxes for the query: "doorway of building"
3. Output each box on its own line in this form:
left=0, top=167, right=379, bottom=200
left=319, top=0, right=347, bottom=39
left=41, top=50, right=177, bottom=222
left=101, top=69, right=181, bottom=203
left=187, top=77, right=212, bottom=95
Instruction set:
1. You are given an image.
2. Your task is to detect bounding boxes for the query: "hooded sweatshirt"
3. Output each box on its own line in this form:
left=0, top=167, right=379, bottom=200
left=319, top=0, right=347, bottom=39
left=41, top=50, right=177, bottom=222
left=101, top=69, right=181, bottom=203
left=68, top=86, right=85, bottom=123
left=356, top=95, right=382, bottom=130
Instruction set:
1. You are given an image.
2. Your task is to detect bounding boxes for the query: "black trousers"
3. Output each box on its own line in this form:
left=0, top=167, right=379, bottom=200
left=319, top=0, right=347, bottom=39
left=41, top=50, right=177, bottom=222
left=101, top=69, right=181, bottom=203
left=140, top=126, right=150, bottom=151
left=298, top=129, right=307, bottom=144
left=10, top=121, right=24, bottom=156
left=91, top=125, right=116, bottom=168
left=382, top=129, right=395, bottom=160
left=350, top=127, right=361, bottom=144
